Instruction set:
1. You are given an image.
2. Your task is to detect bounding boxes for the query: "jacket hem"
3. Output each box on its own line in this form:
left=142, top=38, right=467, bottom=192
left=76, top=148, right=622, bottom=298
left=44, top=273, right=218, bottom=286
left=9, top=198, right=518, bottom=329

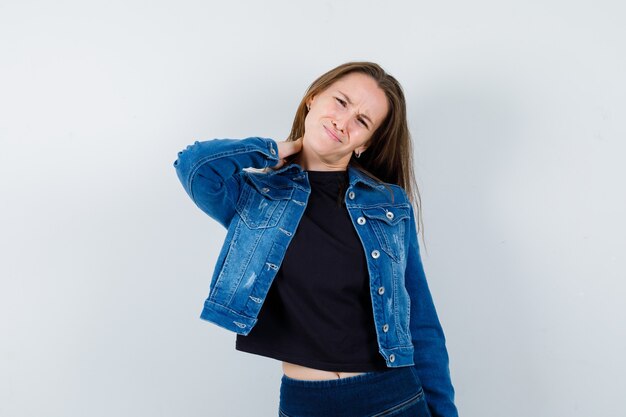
left=380, top=345, right=415, bottom=367
left=199, top=300, right=256, bottom=335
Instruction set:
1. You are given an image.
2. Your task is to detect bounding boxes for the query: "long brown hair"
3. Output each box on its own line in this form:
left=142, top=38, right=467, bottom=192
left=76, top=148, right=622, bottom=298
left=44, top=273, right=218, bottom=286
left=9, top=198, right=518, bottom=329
left=281, top=61, right=425, bottom=243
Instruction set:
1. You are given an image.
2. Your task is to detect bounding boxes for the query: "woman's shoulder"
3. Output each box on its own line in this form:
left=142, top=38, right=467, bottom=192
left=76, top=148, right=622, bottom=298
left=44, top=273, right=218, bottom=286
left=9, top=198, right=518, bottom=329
left=383, top=183, right=411, bottom=207
left=351, top=167, right=410, bottom=205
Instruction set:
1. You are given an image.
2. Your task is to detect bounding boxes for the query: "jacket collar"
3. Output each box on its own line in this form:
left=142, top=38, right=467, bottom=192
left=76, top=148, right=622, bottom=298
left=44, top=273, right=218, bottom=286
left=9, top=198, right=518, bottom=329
left=271, top=162, right=384, bottom=190
left=347, top=165, right=386, bottom=189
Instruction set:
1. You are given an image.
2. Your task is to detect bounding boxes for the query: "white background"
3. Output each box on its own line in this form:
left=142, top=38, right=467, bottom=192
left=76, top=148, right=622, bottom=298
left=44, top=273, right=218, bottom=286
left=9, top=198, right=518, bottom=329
left=1, top=1, right=624, bottom=416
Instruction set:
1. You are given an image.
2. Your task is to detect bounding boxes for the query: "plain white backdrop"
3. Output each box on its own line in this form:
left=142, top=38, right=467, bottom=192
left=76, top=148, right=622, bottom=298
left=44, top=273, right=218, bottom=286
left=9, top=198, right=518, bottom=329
left=1, top=1, right=624, bottom=416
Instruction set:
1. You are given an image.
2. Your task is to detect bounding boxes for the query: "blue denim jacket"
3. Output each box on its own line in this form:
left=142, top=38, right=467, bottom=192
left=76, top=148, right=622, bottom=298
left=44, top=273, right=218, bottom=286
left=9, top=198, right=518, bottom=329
left=173, top=137, right=458, bottom=417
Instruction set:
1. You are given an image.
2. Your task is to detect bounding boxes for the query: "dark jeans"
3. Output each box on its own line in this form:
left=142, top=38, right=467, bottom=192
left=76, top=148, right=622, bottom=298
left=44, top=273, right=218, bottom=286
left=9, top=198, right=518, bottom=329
left=278, top=366, right=432, bottom=417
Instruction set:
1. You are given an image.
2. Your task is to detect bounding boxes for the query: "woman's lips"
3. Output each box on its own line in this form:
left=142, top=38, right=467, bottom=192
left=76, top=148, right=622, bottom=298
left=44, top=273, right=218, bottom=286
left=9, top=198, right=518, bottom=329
left=324, top=126, right=342, bottom=143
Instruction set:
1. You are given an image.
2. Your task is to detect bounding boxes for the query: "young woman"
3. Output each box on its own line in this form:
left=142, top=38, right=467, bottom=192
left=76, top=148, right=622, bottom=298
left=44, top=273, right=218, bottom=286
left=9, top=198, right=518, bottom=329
left=173, top=62, right=458, bottom=417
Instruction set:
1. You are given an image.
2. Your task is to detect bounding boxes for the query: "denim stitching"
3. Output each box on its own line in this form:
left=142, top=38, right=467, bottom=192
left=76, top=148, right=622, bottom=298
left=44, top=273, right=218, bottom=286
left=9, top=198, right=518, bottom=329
left=370, top=388, right=424, bottom=416
left=278, top=407, right=292, bottom=417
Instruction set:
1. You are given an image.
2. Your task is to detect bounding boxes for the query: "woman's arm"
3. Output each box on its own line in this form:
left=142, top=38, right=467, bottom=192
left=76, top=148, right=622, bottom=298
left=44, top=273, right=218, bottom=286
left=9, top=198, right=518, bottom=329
left=173, top=137, right=280, bottom=228
left=405, top=203, right=459, bottom=417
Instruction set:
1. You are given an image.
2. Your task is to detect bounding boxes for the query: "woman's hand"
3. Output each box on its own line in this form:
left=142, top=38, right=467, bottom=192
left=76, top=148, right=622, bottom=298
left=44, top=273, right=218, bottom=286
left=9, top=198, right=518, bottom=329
left=274, top=137, right=303, bottom=169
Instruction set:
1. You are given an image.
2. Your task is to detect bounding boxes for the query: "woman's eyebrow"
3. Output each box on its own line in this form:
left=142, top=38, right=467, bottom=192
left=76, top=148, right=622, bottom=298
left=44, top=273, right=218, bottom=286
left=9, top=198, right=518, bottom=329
left=338, top=91, right=373, bottom=125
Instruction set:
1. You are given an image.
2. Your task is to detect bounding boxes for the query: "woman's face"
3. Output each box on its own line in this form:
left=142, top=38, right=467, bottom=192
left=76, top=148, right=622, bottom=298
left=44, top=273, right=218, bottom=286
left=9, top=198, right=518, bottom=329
left=300, top=72, right=389, bottom=171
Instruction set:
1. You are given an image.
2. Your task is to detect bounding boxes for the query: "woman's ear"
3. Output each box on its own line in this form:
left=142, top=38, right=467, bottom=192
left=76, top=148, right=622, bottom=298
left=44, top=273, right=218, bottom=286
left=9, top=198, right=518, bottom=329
left=306, top=95, right=316, bottom=110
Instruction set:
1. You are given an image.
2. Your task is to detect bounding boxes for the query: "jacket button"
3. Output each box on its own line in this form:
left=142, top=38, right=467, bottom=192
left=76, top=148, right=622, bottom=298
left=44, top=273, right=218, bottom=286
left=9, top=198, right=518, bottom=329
left=262, top=187, right=270, bottom=193
left=270, top=147, right=276, bottom=155
left=371, top=250, right=380, bottom=259
left=378, top=286, right=385, bottom=295
left=357, top=216, right=366, bottom=225
left=386, top=211, right=394, bottom=220
left=383, top=323, right=389, bottom=332
left=348, top=191, right=355, bottom=199
left=389, top=354, right=395, bottom=362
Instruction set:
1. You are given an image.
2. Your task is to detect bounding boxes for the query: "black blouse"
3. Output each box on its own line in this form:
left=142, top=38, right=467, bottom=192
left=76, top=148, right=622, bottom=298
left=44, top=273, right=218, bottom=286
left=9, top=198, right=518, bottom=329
left=235, top=169, right=390, bottom=372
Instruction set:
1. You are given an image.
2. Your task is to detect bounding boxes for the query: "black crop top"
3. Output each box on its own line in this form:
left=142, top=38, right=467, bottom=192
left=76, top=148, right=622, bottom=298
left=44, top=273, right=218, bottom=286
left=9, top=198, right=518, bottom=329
left=235, top=169, right=390, bottom=372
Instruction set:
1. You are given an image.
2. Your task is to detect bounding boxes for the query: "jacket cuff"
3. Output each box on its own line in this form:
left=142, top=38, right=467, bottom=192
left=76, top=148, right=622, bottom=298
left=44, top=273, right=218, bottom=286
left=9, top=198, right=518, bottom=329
left=263, top=137, right=280, bottom=167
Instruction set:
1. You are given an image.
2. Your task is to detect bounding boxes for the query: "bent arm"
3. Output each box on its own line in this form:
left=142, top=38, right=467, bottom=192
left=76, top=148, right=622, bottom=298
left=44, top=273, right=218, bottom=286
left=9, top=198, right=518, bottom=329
left=173, top=137, right=280, bottom=228
left=405, top=204, right=458, bottom=417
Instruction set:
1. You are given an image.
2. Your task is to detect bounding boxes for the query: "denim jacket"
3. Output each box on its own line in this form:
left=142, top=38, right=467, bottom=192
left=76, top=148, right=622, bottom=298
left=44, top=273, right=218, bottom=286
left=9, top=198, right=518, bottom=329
left=173, top=137, right=458, bottom=417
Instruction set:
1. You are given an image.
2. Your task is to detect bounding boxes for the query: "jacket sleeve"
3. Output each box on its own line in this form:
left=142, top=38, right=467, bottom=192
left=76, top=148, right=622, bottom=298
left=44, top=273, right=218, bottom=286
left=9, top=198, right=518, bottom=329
left=173, top=137, right=280, bottom=228
left=405, top=203, right=458, bottom=417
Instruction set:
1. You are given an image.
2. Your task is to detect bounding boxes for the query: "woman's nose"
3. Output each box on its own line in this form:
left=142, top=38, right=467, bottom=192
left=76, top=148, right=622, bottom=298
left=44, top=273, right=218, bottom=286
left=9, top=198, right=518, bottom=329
left=332, top=119, right=345, bottom=132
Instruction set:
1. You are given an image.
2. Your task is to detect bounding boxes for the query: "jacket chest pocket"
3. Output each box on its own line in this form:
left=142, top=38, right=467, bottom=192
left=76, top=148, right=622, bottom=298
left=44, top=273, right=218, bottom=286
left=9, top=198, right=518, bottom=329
left=361, top=205, right=410, bottom=262
left=236, top=175, right=293, bottom=229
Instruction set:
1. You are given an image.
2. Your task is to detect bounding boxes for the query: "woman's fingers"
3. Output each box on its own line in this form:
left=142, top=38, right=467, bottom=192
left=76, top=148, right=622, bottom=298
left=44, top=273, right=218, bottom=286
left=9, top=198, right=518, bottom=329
left=275, top=158, right=287, bottom=169
left=277, top=138, right=303, bottom=159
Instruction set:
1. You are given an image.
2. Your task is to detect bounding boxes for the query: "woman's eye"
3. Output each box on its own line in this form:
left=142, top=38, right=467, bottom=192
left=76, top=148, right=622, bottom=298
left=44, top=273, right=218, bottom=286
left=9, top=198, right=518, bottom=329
left=358, top=118, right=368, bottom=128
left=336, top=97, right=347, bottom=107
